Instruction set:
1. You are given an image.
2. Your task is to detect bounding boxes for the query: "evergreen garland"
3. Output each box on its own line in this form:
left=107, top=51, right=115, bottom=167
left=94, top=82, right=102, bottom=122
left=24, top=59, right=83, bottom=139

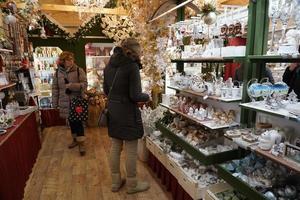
left=73, top=14, right=103, bottom=40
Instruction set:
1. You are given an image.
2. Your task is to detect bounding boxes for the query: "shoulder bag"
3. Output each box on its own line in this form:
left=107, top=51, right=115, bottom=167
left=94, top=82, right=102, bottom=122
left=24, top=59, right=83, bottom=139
left=98, top=68, right=119, bottom=127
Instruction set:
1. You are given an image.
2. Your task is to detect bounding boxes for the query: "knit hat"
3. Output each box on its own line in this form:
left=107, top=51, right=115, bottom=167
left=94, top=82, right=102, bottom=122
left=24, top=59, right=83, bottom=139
left=121, top=38, right=141, bottom=55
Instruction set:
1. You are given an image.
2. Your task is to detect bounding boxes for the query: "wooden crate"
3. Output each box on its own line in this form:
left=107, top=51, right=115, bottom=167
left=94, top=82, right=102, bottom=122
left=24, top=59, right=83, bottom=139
left=155, top=142, right=167, bottom=164
left=204, top=183, right=232, bottom=200
left=177, top=169, right=201, bottom=199
left=166, top=155, right=182, bottom=177
left=178, top=167, right=229, bottom=200
left=145, top=137, right=156, bottom=155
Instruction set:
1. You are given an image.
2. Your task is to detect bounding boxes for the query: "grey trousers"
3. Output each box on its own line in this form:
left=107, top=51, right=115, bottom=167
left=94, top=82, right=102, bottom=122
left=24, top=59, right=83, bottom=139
left=110, top=138, right=138, bottom=178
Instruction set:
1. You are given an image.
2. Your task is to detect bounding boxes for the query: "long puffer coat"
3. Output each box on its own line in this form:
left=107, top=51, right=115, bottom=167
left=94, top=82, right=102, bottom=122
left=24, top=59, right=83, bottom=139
left=103, top=48, right=149, bottom=141
left=52, top=64, right=87, bottom=119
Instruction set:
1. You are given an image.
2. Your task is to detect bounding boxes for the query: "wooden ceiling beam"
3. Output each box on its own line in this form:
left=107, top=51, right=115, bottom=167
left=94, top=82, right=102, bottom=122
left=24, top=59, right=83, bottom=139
left=16, top=3, right=128, bottom=15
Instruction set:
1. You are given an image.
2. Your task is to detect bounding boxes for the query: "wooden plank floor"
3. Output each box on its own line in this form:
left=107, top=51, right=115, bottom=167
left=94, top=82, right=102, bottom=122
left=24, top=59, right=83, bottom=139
left=24, top=126, right=171, bottom=200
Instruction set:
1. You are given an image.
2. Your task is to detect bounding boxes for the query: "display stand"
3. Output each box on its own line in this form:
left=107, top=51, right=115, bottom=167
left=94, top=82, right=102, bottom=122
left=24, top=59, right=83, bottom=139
left=148, top=1, right=300, bottom=199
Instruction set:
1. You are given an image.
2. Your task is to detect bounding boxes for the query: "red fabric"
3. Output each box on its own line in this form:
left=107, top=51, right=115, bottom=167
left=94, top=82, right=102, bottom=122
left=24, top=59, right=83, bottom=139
left=148, top=152, right=193, bottom=200
left=227, top=37, right=246, bottom=46
left=40, top=109, right=66, bottom=127
left=224, top=37, right=247, bottom=80
left=0, top=112, right=41, bottom=200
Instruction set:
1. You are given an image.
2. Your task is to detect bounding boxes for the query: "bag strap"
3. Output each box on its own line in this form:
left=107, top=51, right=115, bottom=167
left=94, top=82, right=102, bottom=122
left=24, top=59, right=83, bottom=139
left=107, top=68, right=120, bottom=100
left=77, top=67, right=80, bottom=81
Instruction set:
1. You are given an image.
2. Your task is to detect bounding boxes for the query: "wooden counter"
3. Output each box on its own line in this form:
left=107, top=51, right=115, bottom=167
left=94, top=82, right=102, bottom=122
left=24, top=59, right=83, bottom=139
left=0, top=112, right=41, bottom=200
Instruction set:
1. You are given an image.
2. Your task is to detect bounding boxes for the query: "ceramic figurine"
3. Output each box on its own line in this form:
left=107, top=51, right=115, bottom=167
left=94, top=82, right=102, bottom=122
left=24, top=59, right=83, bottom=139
left=259, top=129, right=283, bottom=150
left=288, top=90, right=298, bottom=103
left=187, top=107, right=194, bottom=116
left=234, top=22, right=243, bottom=37
left=247, top=78, right=273, bottom=102
left=220, top=24, right=228, bottom=39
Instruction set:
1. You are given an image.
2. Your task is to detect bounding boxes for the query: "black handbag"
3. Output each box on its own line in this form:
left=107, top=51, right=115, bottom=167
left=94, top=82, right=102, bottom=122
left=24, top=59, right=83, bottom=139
left=98, top=68, right=119, bottom=127
left=68, top=68, right=88, bottom=122
left=69, top=97, right=88, bottom=122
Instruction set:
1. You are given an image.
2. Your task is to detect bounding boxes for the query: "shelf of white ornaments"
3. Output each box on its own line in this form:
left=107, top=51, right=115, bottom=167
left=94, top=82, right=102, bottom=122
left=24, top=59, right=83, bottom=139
left=155, top=121, right=243, bottom=166
left=223, top=132, right=300, bottom=174
left=216, top=150, right=300, bottom=200
left=216, top=161, right=268, bottom=200
left=170, top=57, right=246, bottom=63
left=240, top=101, right=300, bottom=123
left=160, top=104, right=240, bottom=130
left=168, top=86, right=242, bottom=103
left=248, top=55, right=300, bottom=63
left=146, top=136, right=232, bottom=200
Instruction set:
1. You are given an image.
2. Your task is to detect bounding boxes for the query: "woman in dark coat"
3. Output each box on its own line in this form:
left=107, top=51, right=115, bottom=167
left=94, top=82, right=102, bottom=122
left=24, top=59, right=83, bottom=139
left=283, top=63, right=300, bottom=99
left=103, top=38, right=150, bottom=194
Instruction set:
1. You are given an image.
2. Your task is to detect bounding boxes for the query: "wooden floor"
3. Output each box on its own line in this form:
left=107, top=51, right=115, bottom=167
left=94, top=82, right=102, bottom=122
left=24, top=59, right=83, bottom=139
left=24, top=126, right=171, bottom=200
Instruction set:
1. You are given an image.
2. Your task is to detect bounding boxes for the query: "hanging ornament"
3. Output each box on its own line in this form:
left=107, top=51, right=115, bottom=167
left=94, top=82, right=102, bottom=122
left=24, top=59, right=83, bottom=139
left=4, top=13, right=17, bottom=25
left=203, top=12, right=217, bottom=25
left=28, top=24, right=35, bottom=31
left=40, top=27, right=47, bottom=39
left=6, top=1, right=17, bottom=14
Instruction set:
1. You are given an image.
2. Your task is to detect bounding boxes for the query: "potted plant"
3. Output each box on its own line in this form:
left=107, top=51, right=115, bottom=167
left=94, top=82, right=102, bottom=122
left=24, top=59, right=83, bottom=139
left=199, top=3, right=218, bottom=25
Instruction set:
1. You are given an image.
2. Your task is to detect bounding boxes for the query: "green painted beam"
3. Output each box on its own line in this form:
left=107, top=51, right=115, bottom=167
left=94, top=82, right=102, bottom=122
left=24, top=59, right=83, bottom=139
left=241, top=0, right=270, bottom=126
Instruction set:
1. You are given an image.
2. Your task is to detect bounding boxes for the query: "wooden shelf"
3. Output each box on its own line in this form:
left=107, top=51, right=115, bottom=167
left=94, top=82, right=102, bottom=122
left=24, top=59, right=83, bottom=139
left=217, top=165, right=267, bottom=200
left=156, top=122, right=241, bottom=165
left=168, top=86, right=242, bottom=102
left=171, top=57, right=235, bottom=63
left=160, top=103, right=239, bottom=130
left=240, top=101, right=300, bottom=122
left=0, top=83, right=16, bottom=91
left=0, top=48, right=13, bottom=53
left=254, top=147, right=300, bottom=174
left=248, top=55, right=300, bottom=63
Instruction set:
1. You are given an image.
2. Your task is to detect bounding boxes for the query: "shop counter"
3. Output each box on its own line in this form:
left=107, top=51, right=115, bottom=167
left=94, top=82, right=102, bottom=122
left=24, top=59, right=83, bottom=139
left=0, top=112, right=41, bottom=200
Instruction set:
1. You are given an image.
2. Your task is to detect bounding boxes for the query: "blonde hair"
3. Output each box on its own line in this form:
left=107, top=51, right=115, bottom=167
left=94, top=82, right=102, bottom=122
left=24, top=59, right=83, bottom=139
left=59, top=51, right=74, bottom=61
left=121, top=38, right=140, bottom=60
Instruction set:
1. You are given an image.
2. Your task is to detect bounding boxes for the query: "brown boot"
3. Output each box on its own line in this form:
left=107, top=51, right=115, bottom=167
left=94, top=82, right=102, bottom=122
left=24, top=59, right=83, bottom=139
left=68, top=138, right=78, bottom=149
left=78, top=141, right=86, bottom=156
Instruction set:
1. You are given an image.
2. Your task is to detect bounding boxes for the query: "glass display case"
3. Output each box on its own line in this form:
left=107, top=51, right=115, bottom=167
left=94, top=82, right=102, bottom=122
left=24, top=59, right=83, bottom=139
left=33, top=46, right=62, bottom=108
left=85, top=43, right=114, bottom=92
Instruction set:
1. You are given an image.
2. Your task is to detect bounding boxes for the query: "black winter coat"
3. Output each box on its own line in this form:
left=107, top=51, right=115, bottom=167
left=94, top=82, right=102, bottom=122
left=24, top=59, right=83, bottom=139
left=283, top=66, right=300, bottom=99
left=103, top=49, right=149, bottom=141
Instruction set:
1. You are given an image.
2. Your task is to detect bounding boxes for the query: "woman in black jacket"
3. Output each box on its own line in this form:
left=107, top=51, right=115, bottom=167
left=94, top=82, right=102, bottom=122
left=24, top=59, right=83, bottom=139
left=103, top=38, right=150, bottom=194
left=283, top=63, right=300, bottom=99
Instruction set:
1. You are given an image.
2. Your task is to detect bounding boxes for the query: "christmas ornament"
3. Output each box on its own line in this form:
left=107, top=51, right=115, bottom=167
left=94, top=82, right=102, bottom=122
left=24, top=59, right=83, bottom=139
left=203, top=12, right=217, bottom=25
left=4, top=13, right=17, bottom=25
left=6, top=1, right=17, bottom=14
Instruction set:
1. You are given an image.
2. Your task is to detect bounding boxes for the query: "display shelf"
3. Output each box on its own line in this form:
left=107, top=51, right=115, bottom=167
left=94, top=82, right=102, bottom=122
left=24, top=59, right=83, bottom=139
left=254, top=147, right=300, bottom=174
left=156, top=122, right=242, bottom=165
left=171, top=57, right=235, bottom=63
left=240, top=101, right=300, bottom=122
left=160, top=103, right=240, bottom=130
left=248, top=55, right=300, bottom=63
left=0, top=83, right=16, bottom=91
left=86, top=55, right=110, bottom=58
left=217, top=165, right=267, bottom=200
left=168, top=86, right=242, bottom=102
left=0, top=48, right=13, bottom=53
